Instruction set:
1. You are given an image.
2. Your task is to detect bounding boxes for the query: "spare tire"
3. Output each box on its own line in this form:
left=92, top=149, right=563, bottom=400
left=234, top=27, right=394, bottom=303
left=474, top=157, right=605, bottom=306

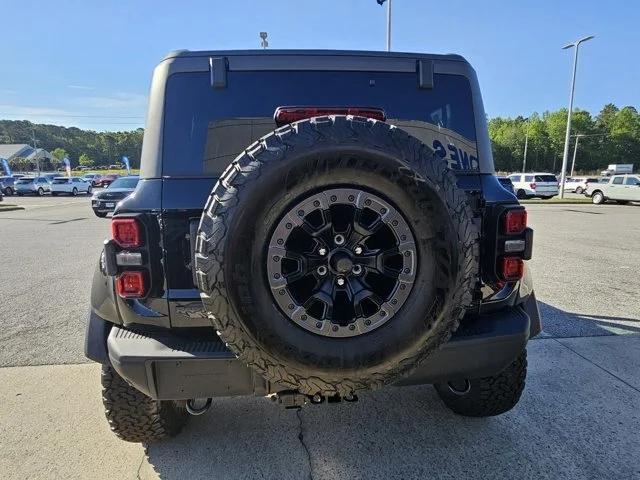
left=195, top=115, right=479, bottom=397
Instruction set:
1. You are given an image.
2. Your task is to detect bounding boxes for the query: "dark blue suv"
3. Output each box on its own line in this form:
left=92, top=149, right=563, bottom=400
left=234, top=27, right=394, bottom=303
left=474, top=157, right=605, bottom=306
left=85, top=49, right=539, bottom=443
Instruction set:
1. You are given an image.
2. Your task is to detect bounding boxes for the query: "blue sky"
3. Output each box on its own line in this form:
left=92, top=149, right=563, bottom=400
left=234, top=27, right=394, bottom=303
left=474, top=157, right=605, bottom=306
left=1, top=0, right=638, bottom=131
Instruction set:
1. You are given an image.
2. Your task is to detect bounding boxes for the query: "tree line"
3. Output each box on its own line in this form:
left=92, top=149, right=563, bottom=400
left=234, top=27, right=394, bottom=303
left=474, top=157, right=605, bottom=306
left=1, top=104, right=639, bottom=174
left=0, top=120, right=143, bottom=171
left=489, top=104, right=640, bottom=174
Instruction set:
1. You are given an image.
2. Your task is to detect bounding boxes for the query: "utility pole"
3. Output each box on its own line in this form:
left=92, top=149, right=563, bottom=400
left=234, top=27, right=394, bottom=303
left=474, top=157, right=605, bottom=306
left=559, top=35, right=594, bottom=198
left=570, top=134, right=583, bottom=177
left=31, top=128, right=40, bottom=174
left=522, top=119, right=529, bottom=173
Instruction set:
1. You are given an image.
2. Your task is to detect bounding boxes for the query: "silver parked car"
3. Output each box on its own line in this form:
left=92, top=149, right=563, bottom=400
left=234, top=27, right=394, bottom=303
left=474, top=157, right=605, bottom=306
left=15, top=177, right=52, bottom=196
left=51, top=177, right=93, bottom=196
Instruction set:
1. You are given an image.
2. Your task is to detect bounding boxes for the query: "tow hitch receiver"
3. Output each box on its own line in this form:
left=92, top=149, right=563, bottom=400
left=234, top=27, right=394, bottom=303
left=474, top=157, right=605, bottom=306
left=271, top=391, right=359, bottom=409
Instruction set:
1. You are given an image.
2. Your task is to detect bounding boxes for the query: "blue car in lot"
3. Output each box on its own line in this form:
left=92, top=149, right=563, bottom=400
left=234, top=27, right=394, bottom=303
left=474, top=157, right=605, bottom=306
left=0, top=176, right=17, bottom=195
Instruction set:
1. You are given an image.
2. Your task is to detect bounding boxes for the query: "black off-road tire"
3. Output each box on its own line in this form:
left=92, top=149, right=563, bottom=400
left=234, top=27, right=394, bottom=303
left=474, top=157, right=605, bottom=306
left=516, top=189, right=527, bottom=199
left=434, top=350, right=527, bottom=417
left=195, top=116, right=479, bottom=397
left=101, top=365, right=188, bottom=443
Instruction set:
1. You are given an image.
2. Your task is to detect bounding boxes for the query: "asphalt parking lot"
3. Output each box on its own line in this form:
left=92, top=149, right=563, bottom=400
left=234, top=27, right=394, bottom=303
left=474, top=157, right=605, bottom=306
left=0, top=197, right=639, bottom=479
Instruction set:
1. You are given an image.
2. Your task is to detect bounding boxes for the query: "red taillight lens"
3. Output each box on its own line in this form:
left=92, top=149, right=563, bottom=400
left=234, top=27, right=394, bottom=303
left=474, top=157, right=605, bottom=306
left=116, top=271, right=146, bottom=298
left=274, top=106, right=386, bottom=126
left=503, top=209, right=527, bottom=235
left=529, top=182, right=537, bottom=190
left=500, top=256, right=524, bottom=281
left=111, top=218, right=141, bottom=248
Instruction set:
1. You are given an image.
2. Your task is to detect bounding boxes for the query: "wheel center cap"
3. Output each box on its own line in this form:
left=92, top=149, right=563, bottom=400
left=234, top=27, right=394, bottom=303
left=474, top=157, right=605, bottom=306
left=330, top=251, right=353, bottom=274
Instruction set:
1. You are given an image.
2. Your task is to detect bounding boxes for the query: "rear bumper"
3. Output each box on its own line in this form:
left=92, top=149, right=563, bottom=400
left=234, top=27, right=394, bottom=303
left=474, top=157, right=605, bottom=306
left=87, top=292, right=539, bottom=400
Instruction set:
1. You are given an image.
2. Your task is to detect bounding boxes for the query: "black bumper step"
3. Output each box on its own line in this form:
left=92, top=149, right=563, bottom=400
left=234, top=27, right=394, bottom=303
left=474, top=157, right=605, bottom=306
left=108, top=302, right=533, bottom=400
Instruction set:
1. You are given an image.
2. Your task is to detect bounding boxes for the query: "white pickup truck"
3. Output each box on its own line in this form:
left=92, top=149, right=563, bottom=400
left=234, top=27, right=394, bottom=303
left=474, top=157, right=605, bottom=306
left=584, top=174, right=640, bottom=204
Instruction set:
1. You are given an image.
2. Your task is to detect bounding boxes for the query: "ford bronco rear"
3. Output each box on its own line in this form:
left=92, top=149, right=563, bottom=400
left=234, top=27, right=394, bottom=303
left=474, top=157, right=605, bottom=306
left=85, top=49, right=540, bottom=442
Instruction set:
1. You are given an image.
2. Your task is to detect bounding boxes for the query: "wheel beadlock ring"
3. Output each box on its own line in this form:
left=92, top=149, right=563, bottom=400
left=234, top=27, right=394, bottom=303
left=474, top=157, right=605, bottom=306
left=266, top=188, right=417, bottom=338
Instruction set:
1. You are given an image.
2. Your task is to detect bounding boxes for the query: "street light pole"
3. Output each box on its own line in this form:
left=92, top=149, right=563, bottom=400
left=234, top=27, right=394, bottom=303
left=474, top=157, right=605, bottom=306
left=570, top=134, right=583, bottom=177
left=377, top=0, right=391, bottom=51
left=386, top=0, right=392, bottom=51
left=559, top=35, right=594, bottom=198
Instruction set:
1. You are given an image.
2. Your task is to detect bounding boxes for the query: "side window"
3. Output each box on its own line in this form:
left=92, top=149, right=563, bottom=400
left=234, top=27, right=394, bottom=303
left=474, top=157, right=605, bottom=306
left=524, top=175, right=534, bottom=182
left=72, top=178, right=79, bottom=183
left=509, top=175, right=520, bottom=182
left=612, top=177, right=624, bottom=185
left=624, top=176, right=640, bottom=186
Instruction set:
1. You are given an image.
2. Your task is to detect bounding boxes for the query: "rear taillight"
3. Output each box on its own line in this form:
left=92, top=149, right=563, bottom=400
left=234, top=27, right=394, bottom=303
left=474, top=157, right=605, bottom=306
left=111, top=218, right=141, bottom=248
left=529, top=182, right=536, bottom=190
left=116, top=271, right=146, bottom=298
left=499, top=256, right=524, bottom=281
left=116, top=271, right=147, bottom=298
left=274, top=106, right=386, bottom=126
left=503, top=209, right=527, bottom=235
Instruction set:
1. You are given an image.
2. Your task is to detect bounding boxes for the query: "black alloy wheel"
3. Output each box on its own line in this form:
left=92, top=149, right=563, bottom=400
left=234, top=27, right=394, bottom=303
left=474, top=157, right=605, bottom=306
left=266, top=188, right=417, bottom=338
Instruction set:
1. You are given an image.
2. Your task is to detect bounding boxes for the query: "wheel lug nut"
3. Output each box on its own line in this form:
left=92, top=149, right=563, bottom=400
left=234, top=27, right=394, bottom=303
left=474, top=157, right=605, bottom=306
left=354, top=246, right=363, bottom=255
left=317, top=266, right=328, bottom=276
left=334, top=234, right=345, bottom=245
left=318, top=247, right=327, bottom=256
left=352, top=265, right=363, bottom=275
left=337, top=277, right=345, bottom=286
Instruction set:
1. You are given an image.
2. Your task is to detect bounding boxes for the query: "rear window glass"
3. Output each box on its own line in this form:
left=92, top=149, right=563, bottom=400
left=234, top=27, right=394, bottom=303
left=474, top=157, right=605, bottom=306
left=535, top=175, right=557, bottom=182
left=162, top=71, right=478, bottom=176
left=17, top=178, right=34, bottom=184
left=52, top=178, right=69, bottom=184
left=108, top=177, right=139, bottom=189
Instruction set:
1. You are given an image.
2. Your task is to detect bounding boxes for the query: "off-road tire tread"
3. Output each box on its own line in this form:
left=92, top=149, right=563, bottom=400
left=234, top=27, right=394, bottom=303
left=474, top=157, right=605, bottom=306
left=101, top=365, right=188, bottom=443
left=195, top=116, right=479, bottom=396
left=435, top=350, right=527, bottom=417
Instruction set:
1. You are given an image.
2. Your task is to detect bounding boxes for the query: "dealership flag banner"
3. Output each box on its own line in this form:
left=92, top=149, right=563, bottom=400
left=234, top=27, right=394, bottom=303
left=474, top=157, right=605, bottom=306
left=122, top=156, right=130, bottom=174
left=1, top=158, right=11, bottom=176
left=63, top=157, right=71, bottom=177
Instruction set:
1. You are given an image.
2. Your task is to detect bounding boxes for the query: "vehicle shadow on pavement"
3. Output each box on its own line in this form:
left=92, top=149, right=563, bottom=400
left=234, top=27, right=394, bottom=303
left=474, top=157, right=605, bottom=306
left=142, top=339, right=640, bottom=480
left=142, top=387, right=489, bottom=480
left=537, top=301, right=640, bottom=337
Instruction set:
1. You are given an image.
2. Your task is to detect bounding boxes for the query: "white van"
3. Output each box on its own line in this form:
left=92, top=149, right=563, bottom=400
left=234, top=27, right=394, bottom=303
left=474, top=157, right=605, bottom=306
left=508, top=173, right=559, bottom=199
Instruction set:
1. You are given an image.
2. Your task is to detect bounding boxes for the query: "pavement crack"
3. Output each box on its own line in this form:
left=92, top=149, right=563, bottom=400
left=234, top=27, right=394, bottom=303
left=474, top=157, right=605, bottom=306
left=553, top=337, right=640, bottom=394
left=296, top=408, right=314, bottom=480
left=136, top=449, right=147, bottom=480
